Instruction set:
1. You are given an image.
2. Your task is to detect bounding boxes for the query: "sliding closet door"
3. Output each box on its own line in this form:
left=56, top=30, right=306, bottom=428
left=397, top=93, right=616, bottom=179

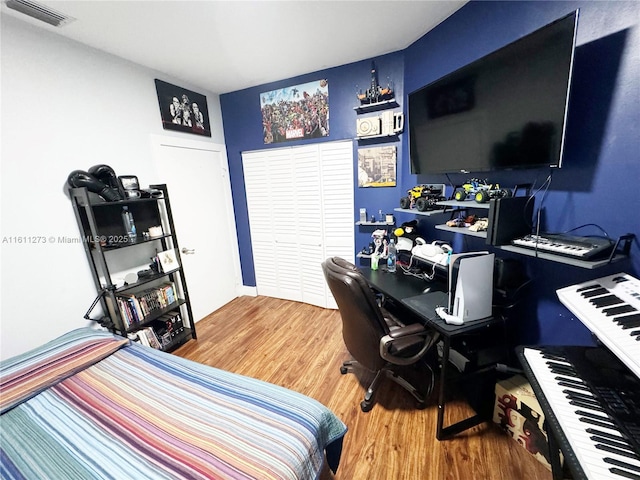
left=242, top=140, right=353, bottom=308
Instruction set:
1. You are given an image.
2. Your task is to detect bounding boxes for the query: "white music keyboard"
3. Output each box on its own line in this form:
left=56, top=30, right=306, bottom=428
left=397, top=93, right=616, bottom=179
left=522, top=347, right=640, bottom=480
left=557, top=273, right=640, bottom=378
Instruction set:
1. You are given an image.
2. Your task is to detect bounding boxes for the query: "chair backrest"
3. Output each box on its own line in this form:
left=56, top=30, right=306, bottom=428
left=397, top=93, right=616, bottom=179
left=321, top=257, right=390, bottom=371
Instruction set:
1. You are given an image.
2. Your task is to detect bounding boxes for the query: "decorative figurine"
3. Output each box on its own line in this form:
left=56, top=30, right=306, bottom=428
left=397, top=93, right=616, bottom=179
left=357, top=62, right=394, bottom=105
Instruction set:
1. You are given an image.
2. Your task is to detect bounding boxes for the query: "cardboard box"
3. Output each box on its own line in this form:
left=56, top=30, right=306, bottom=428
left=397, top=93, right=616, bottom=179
left=493, top=375, right=558, bottom=471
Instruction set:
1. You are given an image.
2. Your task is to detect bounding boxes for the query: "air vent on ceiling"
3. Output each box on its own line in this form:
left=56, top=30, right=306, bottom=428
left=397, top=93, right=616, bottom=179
left=5, top=0, right=75, bottom=27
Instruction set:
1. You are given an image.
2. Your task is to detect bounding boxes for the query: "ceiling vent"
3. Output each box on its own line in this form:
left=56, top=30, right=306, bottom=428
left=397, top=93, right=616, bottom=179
left=5, top=0, right=75, bottom=27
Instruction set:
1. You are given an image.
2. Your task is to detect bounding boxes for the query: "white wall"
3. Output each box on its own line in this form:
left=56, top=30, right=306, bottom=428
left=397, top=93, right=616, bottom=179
left=0, top=15, right=226, bottom=360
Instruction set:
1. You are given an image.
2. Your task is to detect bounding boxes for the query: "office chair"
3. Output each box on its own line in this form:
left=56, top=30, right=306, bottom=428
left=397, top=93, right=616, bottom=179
left=321, top=257, right=440, bottom=412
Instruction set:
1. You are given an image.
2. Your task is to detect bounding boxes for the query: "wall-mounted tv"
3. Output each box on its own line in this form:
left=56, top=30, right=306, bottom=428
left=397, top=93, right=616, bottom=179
left=409, top=10, right=579, bottom=175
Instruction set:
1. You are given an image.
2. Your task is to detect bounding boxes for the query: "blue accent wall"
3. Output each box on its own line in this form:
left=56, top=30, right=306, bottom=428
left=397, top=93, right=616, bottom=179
left=221, top=0, right=639, bottom=347
left=221, top=52, right=406, bottom=287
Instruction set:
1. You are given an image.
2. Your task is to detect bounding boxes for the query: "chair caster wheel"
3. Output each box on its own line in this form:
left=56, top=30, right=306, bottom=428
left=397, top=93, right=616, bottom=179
left=340, top=366, right=348, bottom=374
left=416, top=401, right=427, bottom=410
left=360, top=400, right=373, bottom=412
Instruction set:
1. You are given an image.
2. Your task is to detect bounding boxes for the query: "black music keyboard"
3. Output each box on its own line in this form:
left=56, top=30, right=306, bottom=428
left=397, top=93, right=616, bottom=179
left=557, top=273, right=640, bottom=379
left=518, top=346, right=640, bottom=480
left=512, top=233, right=615, bottom=260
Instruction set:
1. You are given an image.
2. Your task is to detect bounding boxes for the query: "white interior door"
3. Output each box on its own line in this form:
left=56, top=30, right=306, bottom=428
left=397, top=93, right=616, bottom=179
left=150, top=135, right=241, bottom=322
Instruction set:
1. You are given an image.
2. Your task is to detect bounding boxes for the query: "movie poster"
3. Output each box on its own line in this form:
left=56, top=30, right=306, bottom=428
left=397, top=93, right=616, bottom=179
left=260, top=80, right=329, bottom=144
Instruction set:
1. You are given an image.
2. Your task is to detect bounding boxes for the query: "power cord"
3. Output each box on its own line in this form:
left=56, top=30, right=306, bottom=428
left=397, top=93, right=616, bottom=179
left=399, top=253, right=439, bottom=281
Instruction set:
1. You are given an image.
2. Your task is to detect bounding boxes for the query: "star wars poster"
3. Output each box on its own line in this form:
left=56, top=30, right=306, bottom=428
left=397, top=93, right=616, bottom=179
left=155, top=79, right=211, bottom=137
left=260, top=80, right=329, bottom=144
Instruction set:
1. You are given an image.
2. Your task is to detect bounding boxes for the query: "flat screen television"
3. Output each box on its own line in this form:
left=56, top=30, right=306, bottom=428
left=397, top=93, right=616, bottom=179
left=409, top=10, right=579, bottom=175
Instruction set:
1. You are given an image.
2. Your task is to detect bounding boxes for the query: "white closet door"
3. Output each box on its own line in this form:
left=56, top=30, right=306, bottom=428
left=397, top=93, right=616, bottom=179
left=295, top=144, right=326, bottom=308
left=244, top=148, right=301, bottom=301
left=242, top=150, right=280, bottom=299
left=269, top=149, right=302, bottom=302
left=318, top=141, right=355, bottom=309
left=242, top=140, right=353, bottom=308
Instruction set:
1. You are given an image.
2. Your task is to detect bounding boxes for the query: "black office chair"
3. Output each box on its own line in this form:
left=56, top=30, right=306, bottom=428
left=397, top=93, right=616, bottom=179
left=321, top=257, right=440, bottom=412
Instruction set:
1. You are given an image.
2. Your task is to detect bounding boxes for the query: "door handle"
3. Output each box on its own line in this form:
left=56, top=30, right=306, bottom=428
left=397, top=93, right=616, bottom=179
left=181, top=247, right=196, bottom=255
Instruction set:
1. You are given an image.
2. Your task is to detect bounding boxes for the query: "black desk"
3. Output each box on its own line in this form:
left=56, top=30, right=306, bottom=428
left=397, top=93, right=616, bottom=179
left=361, top=267, right=505, bottom=440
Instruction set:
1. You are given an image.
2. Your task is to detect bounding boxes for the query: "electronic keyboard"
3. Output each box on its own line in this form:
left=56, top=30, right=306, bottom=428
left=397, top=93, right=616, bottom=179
left=557, top=273, right=640, bottom=379
left=519, top=346, right=640, bottom=480
left=511, top=233, right=615, bottom=260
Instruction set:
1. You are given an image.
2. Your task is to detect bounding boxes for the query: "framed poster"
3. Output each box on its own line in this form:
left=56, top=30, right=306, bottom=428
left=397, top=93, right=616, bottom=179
left=260, top=79, right=329, bottom=144
left=358, top=146, right=397, bottom=187
left=155, top=79, right=211, bottom=137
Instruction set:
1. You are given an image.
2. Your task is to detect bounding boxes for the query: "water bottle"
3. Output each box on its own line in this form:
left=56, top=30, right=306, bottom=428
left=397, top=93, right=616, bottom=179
left=387, top=238, right=397, bottom=272
left=121, top=206, right=137, bottom=243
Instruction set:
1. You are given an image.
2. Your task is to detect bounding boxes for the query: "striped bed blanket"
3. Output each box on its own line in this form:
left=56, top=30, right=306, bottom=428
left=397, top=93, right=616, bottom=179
left=0, top=328, right=347, bottom=479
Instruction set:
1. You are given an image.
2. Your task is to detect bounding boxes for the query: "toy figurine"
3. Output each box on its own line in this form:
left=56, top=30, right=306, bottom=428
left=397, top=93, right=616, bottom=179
left=371, top=229, right=388, bottom=258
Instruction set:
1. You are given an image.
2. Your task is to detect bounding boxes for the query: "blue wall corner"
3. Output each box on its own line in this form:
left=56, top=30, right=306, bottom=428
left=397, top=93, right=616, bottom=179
left=221, top=0, right=639, bottom=346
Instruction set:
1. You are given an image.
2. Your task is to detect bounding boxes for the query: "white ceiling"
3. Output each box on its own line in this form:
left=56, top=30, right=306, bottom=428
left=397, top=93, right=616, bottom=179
left=2, top=0, right=468, bottom=94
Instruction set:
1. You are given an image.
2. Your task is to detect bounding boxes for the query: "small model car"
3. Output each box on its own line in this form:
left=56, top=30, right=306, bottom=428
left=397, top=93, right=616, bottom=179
left=474, top=185, right=512, bottom=203
left=453, top=179, right=512, bottom=203
left=400, top=184, right=446, bottom=212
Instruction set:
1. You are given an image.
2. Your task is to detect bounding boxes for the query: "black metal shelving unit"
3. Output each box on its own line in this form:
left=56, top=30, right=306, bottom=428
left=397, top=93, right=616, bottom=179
left=69, top=183, right=196, bottom=352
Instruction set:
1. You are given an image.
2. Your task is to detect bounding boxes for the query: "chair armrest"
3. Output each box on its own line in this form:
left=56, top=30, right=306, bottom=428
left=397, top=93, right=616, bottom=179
left=380, top=327, right=440, bottom=366
left=387, top=323, right=428, bottom=339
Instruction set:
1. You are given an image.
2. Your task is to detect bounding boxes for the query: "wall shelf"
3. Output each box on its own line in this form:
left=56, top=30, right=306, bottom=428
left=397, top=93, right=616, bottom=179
left=355, top=133, right=399, bottom=142
left=394, top=207, right=447, bottom=217
left=435, top=224, right=488, bottom=239
left=436, top=199, right=490, bottom=210
left=356, top=221, right=394, bottom=226
left=497, top=245, right=628, bottom=269
left=354, top=99, right=399, bottom=113
left=401, top=200, right=632, bottom=270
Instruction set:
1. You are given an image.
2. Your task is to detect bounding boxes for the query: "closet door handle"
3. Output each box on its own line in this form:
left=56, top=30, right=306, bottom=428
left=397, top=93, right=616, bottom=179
left=181, top=247, right=196, bottom=255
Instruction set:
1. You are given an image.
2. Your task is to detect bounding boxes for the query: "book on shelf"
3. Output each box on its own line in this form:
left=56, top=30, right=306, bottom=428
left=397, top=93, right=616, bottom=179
left=136, top=329, right=150, bottom=347
left=116, top=282, right=178, bottom=328
left=158, top=311, right=185, bottom=339
left=133, top=315, right=184, bottom=351
left=136, top=327, right=162, bottom=350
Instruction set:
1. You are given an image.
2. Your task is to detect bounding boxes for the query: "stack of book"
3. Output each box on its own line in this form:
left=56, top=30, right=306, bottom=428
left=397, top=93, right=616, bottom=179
left=156, top=312, right=185, bottom=342
left=135, top=312, right=184, bottom=351
left=136, top=327, right=162, bottom=349
left=117, top=282, right=178, bottom=329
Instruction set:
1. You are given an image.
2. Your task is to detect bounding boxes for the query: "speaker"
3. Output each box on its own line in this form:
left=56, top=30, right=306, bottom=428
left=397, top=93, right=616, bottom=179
left=486, top=196, right=534, bottom=246
left=356, top=117, right=381, bottom=137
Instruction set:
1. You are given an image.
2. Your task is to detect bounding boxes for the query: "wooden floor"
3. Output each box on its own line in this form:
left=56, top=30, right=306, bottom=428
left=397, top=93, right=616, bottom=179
left=175, top=296, right=552, bottom=480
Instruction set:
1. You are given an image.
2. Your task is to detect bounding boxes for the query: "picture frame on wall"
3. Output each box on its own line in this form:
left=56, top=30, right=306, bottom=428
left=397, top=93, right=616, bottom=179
left=154, top=79, right=211, bottom=137
left=260, top=79, right=329, bottom=144
left=357, top=146, right=397, bottom=187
